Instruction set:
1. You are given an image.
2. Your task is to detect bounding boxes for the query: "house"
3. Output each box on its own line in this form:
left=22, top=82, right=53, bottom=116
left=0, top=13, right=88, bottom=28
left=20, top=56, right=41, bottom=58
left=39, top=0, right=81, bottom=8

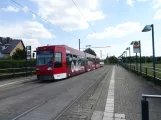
left=0, top=37, right=25, bottom=58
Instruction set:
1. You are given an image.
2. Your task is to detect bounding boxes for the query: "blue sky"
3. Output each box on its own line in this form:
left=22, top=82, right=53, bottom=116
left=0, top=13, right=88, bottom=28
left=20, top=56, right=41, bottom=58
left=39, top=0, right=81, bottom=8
left=0, top=0, right=161, bottom=58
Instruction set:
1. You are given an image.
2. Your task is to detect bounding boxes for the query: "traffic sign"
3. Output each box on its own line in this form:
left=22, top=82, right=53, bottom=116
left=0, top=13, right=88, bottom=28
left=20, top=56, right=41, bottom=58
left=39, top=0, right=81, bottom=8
left=26, top=46, right=31, bottom=59
left=133, top=41, right=140, bottom=53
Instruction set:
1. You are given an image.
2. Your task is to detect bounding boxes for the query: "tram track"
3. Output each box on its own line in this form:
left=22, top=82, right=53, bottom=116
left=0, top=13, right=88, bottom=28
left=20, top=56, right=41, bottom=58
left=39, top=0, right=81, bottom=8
left=53, top=67, right=112, bottom=120
left=0, top=66, right=110, bottom=120
left=0, top=66, right=107, bottom=101
left=0, top=80, right=47, bottom=100
left=10, top=66, right=111, bottom=120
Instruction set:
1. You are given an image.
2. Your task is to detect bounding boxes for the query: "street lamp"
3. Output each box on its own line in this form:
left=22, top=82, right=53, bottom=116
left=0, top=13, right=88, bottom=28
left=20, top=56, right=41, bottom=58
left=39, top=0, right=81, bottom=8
left=126, top=47, right=131, bottom=68
left=142, top=24, right=155, bottom=80
left=122, top=52, right=125, bottom=65
left=85, top=45, right=91, bottom=48
left=90, top=46, right=111, bottom=48
left=124, top=51, right=127, bottom=65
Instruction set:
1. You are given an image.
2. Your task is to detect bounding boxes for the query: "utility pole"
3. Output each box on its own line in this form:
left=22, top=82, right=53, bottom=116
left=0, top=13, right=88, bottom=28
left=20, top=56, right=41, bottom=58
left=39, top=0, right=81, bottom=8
left=139, top=40, right=142, bottom=75
left=79, top=39, right=80, bottom=51
left=100, top=50, right=102, bottom=59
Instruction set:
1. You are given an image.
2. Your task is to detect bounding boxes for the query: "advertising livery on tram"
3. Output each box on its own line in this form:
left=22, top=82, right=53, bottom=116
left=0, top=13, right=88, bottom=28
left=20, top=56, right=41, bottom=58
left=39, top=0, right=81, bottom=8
left=36, top=45, right=100, bottom=80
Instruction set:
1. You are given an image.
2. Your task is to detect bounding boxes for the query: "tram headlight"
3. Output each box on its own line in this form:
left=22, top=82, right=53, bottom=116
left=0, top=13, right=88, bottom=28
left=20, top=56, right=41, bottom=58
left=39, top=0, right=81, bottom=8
left=36, top=68, right=39, bottom=70
left=47, top=67, right=52, bottom=70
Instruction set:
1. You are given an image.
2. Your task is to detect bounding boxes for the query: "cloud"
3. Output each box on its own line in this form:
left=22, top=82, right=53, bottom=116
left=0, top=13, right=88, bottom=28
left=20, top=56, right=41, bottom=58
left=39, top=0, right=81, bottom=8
left=1, top=6, right=19, bottom=12
left=87, top=22, right=141, bottom=39
left=23, top=21, right=55, bottom=39
left=22, top=6, right=29, bottom=12
left=30, top=0, right=105, bottom=31
left=21, top=38, right=41, bottom=51
left=0, top=21, right=55, bottom=39
left=118, top=0, right=148, bottom=6
left=153, top=0, right=161, bottom=8
left=126, top=0, right=134, bottom=6
left=0, top=21, right=55, bottom=51
left=153, top=9, right=161, bottom=20
left=0, top=24, right=23, bottom=37
left=32, top=14, right=36, bottom=19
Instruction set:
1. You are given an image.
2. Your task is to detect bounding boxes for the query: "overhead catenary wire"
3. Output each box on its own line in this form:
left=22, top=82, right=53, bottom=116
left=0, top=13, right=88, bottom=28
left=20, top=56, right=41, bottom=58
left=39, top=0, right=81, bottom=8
left=10, top=0, right=78, bottom=39
left=71, top=0, right=96, bottom=33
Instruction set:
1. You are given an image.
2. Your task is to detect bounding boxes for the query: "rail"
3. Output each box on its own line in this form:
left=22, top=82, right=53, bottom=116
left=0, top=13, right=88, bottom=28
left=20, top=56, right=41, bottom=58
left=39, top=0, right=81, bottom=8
left=141, top=94, right=161, bottom=120
left=120, top=63, right=161, bottom=120
left=0, top=67, right=36, bottom=79
left=122, top=63, right=161, bottom=80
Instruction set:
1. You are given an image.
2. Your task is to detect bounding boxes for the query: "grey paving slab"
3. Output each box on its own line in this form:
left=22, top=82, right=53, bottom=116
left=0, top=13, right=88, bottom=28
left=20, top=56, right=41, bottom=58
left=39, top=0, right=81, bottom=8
left=115, top=66, right=161, bottom=120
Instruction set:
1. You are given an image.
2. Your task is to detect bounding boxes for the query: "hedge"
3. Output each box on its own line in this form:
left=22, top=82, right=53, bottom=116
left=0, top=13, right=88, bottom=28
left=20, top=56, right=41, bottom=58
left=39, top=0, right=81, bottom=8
left=0, top=59, right=36, bottom=69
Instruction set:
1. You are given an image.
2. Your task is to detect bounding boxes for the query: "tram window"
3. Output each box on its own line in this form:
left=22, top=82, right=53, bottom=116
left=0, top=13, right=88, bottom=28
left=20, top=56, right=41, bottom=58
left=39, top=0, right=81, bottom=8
left=96, top=59, right=99, bottom=64
left=66, top=54, right=72, bottom=67
left=54, top=52, right=62, bottom=68
left=73, top=55, right=77, bottom=61
left=81, top=57, right=85, bottom=66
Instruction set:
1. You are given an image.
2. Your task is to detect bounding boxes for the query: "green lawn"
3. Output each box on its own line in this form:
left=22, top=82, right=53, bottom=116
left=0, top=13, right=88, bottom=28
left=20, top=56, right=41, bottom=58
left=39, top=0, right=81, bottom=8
left=130, top=63, right=161, bottom=79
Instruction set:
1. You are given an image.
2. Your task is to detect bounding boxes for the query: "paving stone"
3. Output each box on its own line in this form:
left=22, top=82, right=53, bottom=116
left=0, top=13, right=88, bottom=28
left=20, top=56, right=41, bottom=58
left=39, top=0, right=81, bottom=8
left=115, top=113, right=125, bottom=119
left=102, top=116, right=113, bottom=120
left=115, top=66, right=161, bottom=120
left=103, top=112, right=113, bottom=117
left=115, top=118, right=126, bottom=120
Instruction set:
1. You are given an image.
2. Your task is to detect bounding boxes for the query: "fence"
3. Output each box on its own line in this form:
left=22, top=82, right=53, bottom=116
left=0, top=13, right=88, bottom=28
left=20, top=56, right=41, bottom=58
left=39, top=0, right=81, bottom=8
left=122, top=63, right=161, bottom=81
left=0, top=67, right=36, bottom=80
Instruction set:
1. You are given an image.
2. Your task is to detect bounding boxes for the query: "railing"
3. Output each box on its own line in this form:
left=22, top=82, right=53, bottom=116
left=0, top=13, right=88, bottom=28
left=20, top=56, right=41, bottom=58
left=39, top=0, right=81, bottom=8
left=0, top=67, right=36, bottom=80
left=141, top=94, right=161, bottom=120
left=120, top=63, right=161, bottom=120
left=122, top=63, right=161, bottom=80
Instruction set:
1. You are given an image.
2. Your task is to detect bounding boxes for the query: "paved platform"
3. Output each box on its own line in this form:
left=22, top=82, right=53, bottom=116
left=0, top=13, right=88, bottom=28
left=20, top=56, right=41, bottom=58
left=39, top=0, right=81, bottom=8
left=90, top=66, right=161, bottom=120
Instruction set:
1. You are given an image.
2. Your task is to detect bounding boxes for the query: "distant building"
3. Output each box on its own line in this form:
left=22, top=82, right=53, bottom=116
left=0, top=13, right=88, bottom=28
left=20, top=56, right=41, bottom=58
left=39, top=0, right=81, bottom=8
left=0, top=37, right=25, bottom=58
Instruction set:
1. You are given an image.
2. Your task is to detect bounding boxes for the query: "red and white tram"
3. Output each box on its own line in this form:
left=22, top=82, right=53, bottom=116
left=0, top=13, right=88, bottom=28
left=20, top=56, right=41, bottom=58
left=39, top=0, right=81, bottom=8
left=36, top=45, right=100, bottom=80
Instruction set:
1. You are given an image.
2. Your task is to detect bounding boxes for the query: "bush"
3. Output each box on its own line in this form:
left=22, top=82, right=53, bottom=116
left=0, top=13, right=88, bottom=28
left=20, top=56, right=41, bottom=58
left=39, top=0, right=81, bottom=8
left=0, top=59, right=36, bottom=69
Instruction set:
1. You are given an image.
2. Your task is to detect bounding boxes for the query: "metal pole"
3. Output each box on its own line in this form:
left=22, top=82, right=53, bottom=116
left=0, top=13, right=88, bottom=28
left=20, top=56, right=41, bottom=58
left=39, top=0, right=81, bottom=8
left=79, top=39, right=80, bottom=51
left=129, top=47, right=131, bottom=69
left=122, top=55, right=123, bottom=65
left=151, top=24, right=156, bottom=80
left=136, top=53, right=138, bottom=72
left=126, top=51, right=127, bottom=65
left=123, top=52, right=125, bottom=65
left=26, top=48, right=28, bottom=76
left=100, top=50, right=102, bottom=59
left=139, top=41, right=142, bottom=75
left=141, top=99, right=149, bottom=120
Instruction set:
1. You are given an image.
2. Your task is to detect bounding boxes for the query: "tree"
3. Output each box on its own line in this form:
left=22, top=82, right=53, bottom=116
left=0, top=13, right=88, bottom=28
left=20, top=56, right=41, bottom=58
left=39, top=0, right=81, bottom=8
left=106, top=56, right=117, bottom=63
left=84, top=48, right=97, bottom=56
left=12, top=48, right=26, bottom=60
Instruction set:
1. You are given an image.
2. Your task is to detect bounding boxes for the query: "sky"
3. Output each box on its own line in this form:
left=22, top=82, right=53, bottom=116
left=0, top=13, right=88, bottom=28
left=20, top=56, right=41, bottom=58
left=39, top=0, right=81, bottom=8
left=0, top=0, right=161, bottom=58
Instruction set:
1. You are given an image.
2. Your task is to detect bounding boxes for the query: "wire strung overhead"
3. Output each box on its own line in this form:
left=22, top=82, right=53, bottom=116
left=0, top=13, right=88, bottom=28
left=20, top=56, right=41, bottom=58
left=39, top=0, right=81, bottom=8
left=71, top=0, right=96, bottom=33
left=10, top=0, right=78, bottom=39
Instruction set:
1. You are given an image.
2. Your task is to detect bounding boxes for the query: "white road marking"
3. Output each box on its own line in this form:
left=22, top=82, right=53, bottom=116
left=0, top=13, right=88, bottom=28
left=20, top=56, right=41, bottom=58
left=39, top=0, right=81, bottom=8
left=0, top=78, right=32, bottom=88
left=102, top=67, right=126, bottom=120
